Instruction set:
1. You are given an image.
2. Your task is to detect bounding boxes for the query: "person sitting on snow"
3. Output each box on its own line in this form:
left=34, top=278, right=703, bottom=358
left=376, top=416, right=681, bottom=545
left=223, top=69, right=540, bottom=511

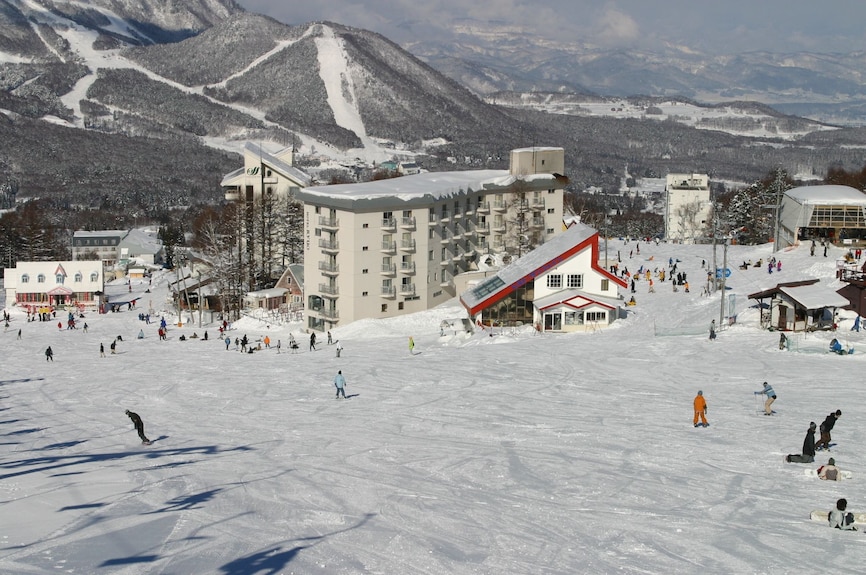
left=829, top=338, right=843, bottom=354
left=818, top=458, right=843, bottom=481
left=829, top=498, right=857, bottom=530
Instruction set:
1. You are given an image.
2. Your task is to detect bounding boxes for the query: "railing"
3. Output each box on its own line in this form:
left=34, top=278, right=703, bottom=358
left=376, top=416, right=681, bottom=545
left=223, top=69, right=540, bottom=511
left=319, top=308, right=339, bottom=319
left=319, top=283, right=339, bottom=295
left=318, top=216, right=339, bottom=228
left=399, top=283, right=416, bottom=295
left=400, top=239, right=416, bottom=251
left=318, top=261, right=339, bottom=274
left=400, top=216, right=416, bottom=229
left=381, top=217, right=396, bottom=229
left=381, top=241, right=397, bottom=252
left=318, top=239, right=339, bottom=251
left=381, top=286, right=396, bottom=297
left=381, top=263, right=396, bottom=274
left=400, top=262, right=416, bottom=273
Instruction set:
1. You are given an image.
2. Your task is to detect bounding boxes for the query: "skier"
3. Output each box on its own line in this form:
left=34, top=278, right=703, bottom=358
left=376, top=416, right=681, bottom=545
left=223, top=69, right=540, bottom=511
left=693, top=390, right=708, bottom=427
left=853, top=316, right=862, bottom=332
left=816, top=410, right=842, bottom=451
left=779, top=332, right=788, bottom=350
left=264, top=335, right=270, bottom=348
left=100, top=343, right=105, bottom=357
left=334, top=370, right=347, bottom=399
left=409, top=336, right=415, bottom=354
left=125, top=409, right=151, bottom=444
left=310, top=332, right=317, bottom=351
left=785, top=422, right=816, bottom=463
left=818, top=457, right=842, bottom=481
left=336, top=340, right=343, bottom=358
left=709, top=320, right=716, bottom=341
left=327, top=331, right=333, bottom=345
left=754, top=381, right=777, bottom=415
left=45, top=346, right=54, bottom=362
left=240, top=334, right=248, bottom=353
left=829, top=498, right=857, bottom=531
left=110, top=340, right=117, bottom=354
left=225, top=336, right=231, bottom=350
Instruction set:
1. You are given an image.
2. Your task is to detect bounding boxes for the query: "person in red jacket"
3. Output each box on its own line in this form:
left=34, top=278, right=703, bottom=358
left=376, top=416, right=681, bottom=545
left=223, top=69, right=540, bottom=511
left=693, top=390, right=708, bottom=427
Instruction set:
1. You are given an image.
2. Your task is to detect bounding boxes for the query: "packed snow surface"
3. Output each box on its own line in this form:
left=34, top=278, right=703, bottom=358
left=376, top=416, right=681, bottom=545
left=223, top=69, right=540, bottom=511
left=3, top=239, right=866, bottom=574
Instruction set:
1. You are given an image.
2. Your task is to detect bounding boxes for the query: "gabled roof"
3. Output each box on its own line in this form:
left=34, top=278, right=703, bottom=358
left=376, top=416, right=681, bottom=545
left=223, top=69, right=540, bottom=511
left=534, top=289, right=622, bottom=311
left=221, top=142, right=312, bottom=188
left=459, top=223, right=627, bottom=316
left=784, top=185, right=866, bottom=205
left=749, top=279, right=849, bottom=309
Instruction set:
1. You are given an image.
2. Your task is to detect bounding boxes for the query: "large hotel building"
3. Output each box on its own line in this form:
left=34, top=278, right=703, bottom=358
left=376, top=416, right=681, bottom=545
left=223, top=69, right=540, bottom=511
left=294, top=147, right=568, bottom=330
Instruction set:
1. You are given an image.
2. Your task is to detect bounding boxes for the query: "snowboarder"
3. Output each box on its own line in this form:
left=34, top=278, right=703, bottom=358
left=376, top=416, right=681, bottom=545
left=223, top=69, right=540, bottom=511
left=852, top=316, right=861, bottom=332
left=276, top=339, right=281, bottom=354
left=693, top=390, right=708, bottom=427
left=779, top=332, right=788, bottom=350
left=829, top=498, right=857, bottom=530
left=816, top=410, right=842, bottom=451
left=755, top=381, right=777, bottom=415
left=110, top=340, right=117, bottom=354
left=786, top=422, right=816, bottom=463
left=100, top=342, right=105, bottom=357
left=334, top=370, right=347, bottom=399
left=327, top=331, right=333, bottom=345
left=409, top=336, right=415, bottom=355
left=225, top=336, right=231, bottom=350
left=125, top=409, right=151, bottom=444
left=45, top=346, right=53, bottom=362
left=336, top=340, right=343, bottom=358
left=818, top=458, right=843, bottom=481
left=310, top=332, right=317, bottom=351
left=240, top=334, right=248, bottom=353
left=709, top=320, right=716, bottom=341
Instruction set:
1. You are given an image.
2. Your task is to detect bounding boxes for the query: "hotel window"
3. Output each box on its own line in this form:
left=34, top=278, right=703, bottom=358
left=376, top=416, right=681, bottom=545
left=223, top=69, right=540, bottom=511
left=74, top=273, right=82, bottom=282
left=567, top=274, right=583, bottom=289
left=56, top=274, right=64, bottom=284
left=547, top=274, right=562, bottom=289
left=38, top=274, right=46, bottom=283
left=601, top=279, right=610, bottom=291
left=21, top=274, right=29, bottom=283
left=91, top=272, right=99, bottom=282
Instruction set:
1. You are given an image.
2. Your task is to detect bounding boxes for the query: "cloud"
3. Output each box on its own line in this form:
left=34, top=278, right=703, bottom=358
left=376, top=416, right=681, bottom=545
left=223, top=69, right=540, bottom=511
left=593, top=5, right=640, bottom=47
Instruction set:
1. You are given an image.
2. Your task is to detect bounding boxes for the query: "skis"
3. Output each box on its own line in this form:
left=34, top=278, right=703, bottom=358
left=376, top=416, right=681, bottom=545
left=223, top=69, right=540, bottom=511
left=693, top=423, right=710, bottom=428
left=804, top=468, right=853, bottom=480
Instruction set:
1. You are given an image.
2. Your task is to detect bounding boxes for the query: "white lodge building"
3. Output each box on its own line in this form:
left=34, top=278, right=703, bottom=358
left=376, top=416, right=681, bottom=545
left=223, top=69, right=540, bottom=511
left=664, top=173, right=711, bottom=243
left=294, top=147, right=568, bottom=330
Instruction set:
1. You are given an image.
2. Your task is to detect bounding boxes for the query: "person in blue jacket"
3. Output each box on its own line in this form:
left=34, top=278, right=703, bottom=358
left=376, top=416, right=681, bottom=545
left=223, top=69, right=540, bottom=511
left=334, top=370, right=347, bottom=399
left=755, top=381, right=777, bottom=415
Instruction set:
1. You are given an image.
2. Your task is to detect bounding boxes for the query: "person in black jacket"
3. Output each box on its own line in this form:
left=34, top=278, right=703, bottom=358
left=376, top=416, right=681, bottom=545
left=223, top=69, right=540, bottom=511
left=786, top=422, right=817, bottom=463
left=816, top=410, right=842, bottom=451
left=125, top=410, right=151, bottom=444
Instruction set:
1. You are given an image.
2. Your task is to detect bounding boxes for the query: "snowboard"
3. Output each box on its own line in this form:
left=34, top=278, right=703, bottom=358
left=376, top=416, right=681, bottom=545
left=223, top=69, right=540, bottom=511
left=815, top=444, right=838, bottom=451
left=810, top=510, right=866, bottom=523
left=805, top=468, right=853, bottom=480
left=693, top=423, right=710, bottom=428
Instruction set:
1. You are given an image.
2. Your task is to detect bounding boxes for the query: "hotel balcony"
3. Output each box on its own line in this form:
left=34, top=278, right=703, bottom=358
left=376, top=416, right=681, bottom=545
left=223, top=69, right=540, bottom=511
left=475, top=222, right=490, bottom=234
left=400, top=216, right=416, bottom=230
left=492, top=200, right=508, bottom=212
left=440, top=277, right=454, bottom=288
left=381, top=286, right=396, bottom=298
left=492, top=223, right=507, bottom=233
left=439, top=210, right=451, bottom=223
left=381, top=217, right=397, bottom=231
left=224, top=188, right=240, bottom=202
left=400, top=262, right=416, bottom=274
left=399, top=283, right=416, bottom=296
left=318, top=261, right=339, bottom=276
left=476, top=202, right=490, bottom=214
left=318, top=308, right=340, bottom=320
left=381, top=241, right=397, bottom=253
left=400, top=239, right=416, bottom=252
left=531, top=198, right=546, bottom=208
left=318, top=216, right=340, bottom=229
left=319, top=283, right=339, bottom=298
left=530, top=217, right=546, bottom=228
left=453, top=207, right=463, bottom=220
left=381, top=263, right=396, bottom=275
left=318, top=239, right=339, bottom=253
left=427, top=214, right=438, bottom=226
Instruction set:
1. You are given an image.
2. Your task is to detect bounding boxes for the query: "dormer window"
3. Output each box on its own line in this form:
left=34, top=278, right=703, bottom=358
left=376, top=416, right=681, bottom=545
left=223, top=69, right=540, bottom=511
left=21, top=274, right=29, bottom=283
left=37, top=274, right=46, bottom=283
left=90, top=272, right=99, bottom=282
left=56, top=274, right=64, bottom=284
left=74, top=272, right=83, bottom=282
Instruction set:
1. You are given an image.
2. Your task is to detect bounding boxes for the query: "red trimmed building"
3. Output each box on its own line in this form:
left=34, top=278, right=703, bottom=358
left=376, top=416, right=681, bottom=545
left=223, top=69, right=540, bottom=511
left=459, top=223, right=627, bottom=331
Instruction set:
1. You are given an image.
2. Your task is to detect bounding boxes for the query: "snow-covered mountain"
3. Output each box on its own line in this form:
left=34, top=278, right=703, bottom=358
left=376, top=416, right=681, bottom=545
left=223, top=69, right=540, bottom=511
left=406, top=19, right=866, bottom=126
left=2, top=1, right=866, bottom=212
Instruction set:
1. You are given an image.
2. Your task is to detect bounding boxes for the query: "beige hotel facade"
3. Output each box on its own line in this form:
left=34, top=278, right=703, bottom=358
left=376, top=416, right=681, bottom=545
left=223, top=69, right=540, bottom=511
left=294, top=147, right=568, bottom=330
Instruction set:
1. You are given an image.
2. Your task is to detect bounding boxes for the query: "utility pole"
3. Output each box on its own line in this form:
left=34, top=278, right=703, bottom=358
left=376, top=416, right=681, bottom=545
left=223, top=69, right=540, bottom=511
left=719, top=238, right=728, bottom=327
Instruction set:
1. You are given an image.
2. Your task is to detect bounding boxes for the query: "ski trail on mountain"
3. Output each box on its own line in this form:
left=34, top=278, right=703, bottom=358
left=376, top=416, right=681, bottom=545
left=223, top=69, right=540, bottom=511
left=315, top=25, right=377, bottom=160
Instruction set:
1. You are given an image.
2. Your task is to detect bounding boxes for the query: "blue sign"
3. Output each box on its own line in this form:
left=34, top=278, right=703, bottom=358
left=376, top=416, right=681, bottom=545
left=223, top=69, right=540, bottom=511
left=716, top=268, right=732, bottom=278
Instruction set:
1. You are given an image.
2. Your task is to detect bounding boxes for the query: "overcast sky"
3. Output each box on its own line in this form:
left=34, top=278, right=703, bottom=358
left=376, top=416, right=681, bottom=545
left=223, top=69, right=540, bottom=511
left=236, top=0, right=866, bottom=54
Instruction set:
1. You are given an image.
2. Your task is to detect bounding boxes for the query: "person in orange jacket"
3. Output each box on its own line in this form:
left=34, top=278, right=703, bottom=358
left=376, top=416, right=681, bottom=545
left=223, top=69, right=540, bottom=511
left=694, top=390, right=708, bottom=427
